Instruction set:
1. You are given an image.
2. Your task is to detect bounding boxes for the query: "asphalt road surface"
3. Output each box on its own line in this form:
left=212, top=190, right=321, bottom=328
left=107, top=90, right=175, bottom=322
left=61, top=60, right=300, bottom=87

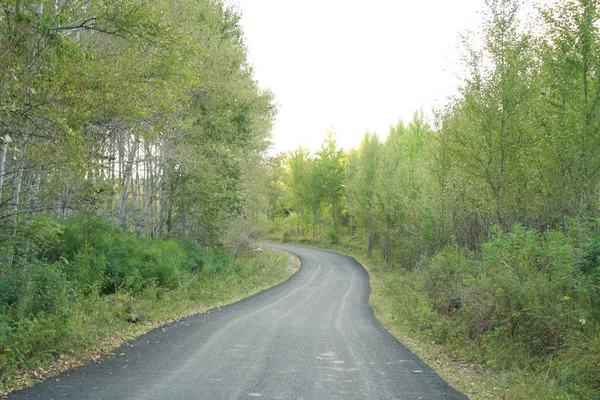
left=10, top=244, right=467, bottom=400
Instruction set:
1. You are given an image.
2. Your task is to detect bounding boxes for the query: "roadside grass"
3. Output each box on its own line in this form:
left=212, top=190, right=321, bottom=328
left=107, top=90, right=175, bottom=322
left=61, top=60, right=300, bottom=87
left=0, top=218, right=299, bottom=396
left=269, top=232, right=599, bottom=400
left=274, top=235, right=499, bottom=399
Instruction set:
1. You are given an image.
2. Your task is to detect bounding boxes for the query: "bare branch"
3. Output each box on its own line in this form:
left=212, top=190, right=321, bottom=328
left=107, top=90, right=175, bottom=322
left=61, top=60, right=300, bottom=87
left=55, top=17, right=124, bottom=37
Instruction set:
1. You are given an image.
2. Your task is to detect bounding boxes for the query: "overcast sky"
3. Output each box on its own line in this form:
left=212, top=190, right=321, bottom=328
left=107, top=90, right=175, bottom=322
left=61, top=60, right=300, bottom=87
left=234, top=0, right=485, bottom=153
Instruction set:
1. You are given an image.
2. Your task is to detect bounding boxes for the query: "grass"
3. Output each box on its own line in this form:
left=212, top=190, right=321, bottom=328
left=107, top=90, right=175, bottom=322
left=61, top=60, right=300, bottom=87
left=270, top=232, right=598, bottom=399
left=1, top=246, right=299, bottom=396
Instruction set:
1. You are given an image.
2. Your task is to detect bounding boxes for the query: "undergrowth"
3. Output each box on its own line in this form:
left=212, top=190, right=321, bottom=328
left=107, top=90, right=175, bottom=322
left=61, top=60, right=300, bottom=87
left=270, top=220, right=600, bottom=399
left=0, top=215, right=296, bottom=395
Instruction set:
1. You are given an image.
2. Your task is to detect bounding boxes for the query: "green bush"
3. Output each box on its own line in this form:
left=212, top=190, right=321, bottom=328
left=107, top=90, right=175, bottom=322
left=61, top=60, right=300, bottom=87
left=64, top=246, right=108, bottom=294
left=0, top=242, right=77, bottom=377
left=0, top=253, right=72, bottom=322
left=55, top=217, right=197, bottom=293
left=327, top=227, right=339, bottom=244
left=579, top=237, right=600, bottom=323
left=0, top=214, right=296, bottom=394
left=177, top=239, right=205, bottom=272
left=382, top=222, right=600, bottom=396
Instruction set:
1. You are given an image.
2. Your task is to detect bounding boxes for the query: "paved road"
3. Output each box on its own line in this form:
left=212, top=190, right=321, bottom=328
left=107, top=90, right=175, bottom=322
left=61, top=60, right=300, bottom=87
left=10, top=244, right=467, bottom=400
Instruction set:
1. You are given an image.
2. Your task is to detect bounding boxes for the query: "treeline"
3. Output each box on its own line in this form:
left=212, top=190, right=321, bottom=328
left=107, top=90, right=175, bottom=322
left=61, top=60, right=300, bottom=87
left=1, top=0, right=278, bottom=392
left=266, top=0, right=600, bottom=397
left=271, top=0, right=600, bottom=261
left=1, top=0, right=274, bottom=246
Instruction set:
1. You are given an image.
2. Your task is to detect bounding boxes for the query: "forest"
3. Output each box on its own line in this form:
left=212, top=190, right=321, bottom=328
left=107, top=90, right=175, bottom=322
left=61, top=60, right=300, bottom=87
left=1, top=0, right=600, bottom=398
left=263, top=0, right=600, bottom=398
left=0, top=0, right=282, bottom=393
left=0, top=0, right=275, bottom=244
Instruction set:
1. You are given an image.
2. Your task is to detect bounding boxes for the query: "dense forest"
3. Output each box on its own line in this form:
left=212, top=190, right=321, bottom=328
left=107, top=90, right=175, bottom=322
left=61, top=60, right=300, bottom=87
left=264, top=0, right=600, bottom=397
left=0, top=0, right=279, bottom=392
left=0, top=0, right=275, bottom=244
left=2, top=0, right=600, bottom=398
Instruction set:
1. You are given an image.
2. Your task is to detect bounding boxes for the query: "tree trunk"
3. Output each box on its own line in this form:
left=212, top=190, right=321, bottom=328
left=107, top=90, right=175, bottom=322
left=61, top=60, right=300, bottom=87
left=11, top=127, right=28, bottom=236
left=182, top=212, right=189, bottom=239
left=312, top=207, right=317, bottom=238
left=294, top=199, right=299, bottom=240
left=367, top=224, right=373, bottom=257
left=383, top=235, right=390, bottom=264
left=28, top=172, right=41, bottom=214
left=115, top=132, right=126, bottom=226
left=116, top=132, right=138, bottom=228
left=142, top=141, right=154, bottom=236
left=11, top=168, right=23, bottom=236
left=0, top=135, right=9, bottom=200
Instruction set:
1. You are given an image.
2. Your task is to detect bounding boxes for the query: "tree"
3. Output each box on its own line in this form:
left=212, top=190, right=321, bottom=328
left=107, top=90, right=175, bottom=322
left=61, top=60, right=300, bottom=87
left=0, top=0, right=276, bottom=249
left=316, top=129, right=345, bottom=229
left=347, top=132, right=381, bottom=256
left=439, top=0, right=537, bottom=247
left=287, top=147, right=311, bottom=239
left=536, top=0, right=600, bottom=227
left=373, top=113, right=435, bottom=265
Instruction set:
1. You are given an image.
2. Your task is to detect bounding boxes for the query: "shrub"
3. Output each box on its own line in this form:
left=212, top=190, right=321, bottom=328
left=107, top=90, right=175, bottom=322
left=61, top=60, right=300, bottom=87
left=327, top=227, right=339, bottom=244
left=1, top=213, right=291, bottom=393
left=63, top=246, right=108, bottom=294
left=579, top=237, right=600, bottom=323
left=0, top=244, right=77, bottom=377
left=396, top=222, right=600, bottom=392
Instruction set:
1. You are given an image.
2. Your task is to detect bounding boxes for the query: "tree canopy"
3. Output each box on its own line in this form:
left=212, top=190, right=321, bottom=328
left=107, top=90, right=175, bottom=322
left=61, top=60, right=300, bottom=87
left=0, top=0, right=275, bottom=247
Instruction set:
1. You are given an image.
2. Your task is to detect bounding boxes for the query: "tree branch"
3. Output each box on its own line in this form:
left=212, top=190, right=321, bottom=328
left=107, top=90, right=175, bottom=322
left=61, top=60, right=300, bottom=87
left=55, top=17, right=124, bottom=37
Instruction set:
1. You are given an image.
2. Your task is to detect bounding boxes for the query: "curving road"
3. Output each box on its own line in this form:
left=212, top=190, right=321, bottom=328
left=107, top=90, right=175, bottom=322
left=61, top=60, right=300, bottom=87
left=10, top=244, right=466, bottom=400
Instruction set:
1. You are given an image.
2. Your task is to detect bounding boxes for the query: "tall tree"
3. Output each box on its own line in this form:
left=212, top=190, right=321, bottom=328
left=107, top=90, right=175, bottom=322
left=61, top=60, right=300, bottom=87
left=439, top=0, right=537, bottom=246
left=0, top=0, right=276, bottom=248
left=537, top=0, right=600, bottom=227
left=316, top=129, right=345, bottom=228
left=348, top=132, right=381, bottom=256
left=287, top=146, right=311, bottom=239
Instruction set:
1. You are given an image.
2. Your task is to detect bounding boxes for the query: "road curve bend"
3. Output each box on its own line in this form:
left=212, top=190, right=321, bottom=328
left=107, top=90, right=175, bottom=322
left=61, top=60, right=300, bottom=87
left=10, top=244, right=466, bottom=400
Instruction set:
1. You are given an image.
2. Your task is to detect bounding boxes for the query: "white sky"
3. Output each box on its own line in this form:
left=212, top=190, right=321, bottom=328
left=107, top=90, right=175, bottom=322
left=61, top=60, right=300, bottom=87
left=233, top=1, right=487, bottom=153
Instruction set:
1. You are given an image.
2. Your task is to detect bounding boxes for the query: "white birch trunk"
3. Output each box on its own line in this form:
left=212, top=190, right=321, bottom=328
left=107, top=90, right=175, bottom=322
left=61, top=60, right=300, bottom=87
left=28, top=172, right=41, bottom=214
left=12, top=128, right=29, bottom=236
left=116, top=133, right=139, bottom=228
left=0, top=135, right=9, bottom=200
left=144, top=142, right=155, bottom=236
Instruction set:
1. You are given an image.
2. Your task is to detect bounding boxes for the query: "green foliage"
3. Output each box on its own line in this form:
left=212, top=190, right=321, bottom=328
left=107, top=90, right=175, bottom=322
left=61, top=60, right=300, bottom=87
left=0, top=214, right=295, bottom=394
left=0, top=0, right=277, bottom=392
left=264, top=1, right=600, bottom=398
left=317, top=130, right=345, bottom=228
left=580, top=236, right=600, bottom=277
left=0, top=0, right=275, bottom=247
left=326, top=227, right=340, bottom=245
left=371, top=223, right=600, bottom=397
left=55, top=216, right=206, bottom=293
